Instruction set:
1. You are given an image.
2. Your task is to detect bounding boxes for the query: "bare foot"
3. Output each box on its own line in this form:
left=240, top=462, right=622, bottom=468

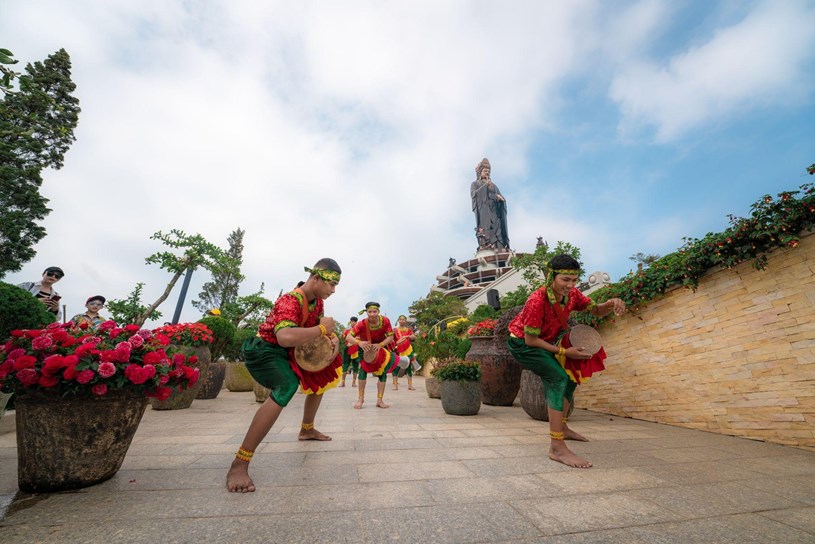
left=548, top=444, right=592, bottom=468
left=352, top=382, right=357, bottom=387
left=564, top=427, right=589, bottom=442
left=376, top=399, right=390, bottom=409
left=226, top=459, right=256, bottom=492
left=408, top=385, right=415, bottom=390
left=299, top=428, right=332, bottom=441
left=339, top=382, right=346, bottom=387
left=354, top=399, right=364, bottom=409
left=392, top=384, right=398, bottom=391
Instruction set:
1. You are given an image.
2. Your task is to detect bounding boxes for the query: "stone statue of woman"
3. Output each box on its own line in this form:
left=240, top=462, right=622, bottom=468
left=470, top=158, right=510, bottom=250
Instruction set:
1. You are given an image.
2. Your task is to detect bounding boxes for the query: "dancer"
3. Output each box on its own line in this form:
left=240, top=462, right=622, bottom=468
left=227, top=259, right=343, bottom=493
left=392, top=315, right=417, bottom=391
left=506, top=254, right=625, bottom=469
left=348, top=302, right=396, bottom=409
left=340, top=317, right=359, bottom=387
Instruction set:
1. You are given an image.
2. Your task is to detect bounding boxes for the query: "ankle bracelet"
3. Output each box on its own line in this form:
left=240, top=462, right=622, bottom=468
left=301, top=422, right=314, bottom=431
left=549, top=431, right=565, bottom=440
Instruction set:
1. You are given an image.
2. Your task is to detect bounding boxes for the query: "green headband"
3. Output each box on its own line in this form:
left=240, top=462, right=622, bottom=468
left=546, top=266, right=582, bottom=285
left=304, top=266, right=341, bottom=283
left=358, top=303, right=380, bottom=315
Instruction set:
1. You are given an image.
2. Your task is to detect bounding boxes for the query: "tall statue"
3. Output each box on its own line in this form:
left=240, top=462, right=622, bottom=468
left=470, top=158, right=510, bottom=250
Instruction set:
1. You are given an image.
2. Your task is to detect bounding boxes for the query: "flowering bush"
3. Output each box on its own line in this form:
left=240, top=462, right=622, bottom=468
left=0, top=321, right=201, bottom=400
left=152, top=322, right=214, bottom=347
left=574, top=183, right=815, bottom=328
left=467, top=318, right=497, bottom=337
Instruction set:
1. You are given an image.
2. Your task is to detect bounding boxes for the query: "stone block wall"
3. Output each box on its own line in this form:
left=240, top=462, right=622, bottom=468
left=579, top=232, right=815, bottom=451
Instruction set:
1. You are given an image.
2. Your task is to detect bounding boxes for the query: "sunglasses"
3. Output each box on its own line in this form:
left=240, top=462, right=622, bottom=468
left=45, top=272, right=63, bottom=279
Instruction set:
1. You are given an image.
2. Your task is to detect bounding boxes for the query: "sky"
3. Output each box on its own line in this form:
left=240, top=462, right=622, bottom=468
left=3, top=0, right=815, bottom=328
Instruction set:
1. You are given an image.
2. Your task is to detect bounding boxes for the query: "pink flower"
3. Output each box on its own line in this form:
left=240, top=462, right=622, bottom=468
left=137, top=329, right=152, bottom=339
left=82, top=336, right=102, bottom=345
left=159, top=375, right=170, bottom=384
left=31, top=335, right=54, bottom=350
left=7, top=348, right=26, bottom=360
left=91, top=383, right=108, bottom=396
left=17, top=368, right=39, bottom=386
left=173, top=353, right=185, bottom=366
left=76, top=369, right=95, bottom=384
left=97, top=362, right=116, bottom=378
left=128, top=335, right=144, bottom=349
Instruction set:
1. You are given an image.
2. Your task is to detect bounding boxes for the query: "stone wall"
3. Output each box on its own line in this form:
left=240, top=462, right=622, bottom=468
left=579, top=232, right=815, bottom=451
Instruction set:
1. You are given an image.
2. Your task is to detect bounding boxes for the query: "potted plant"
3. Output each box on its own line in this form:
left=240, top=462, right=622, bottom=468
left=434, top=357, right=482, bottom=416
left=150, top=322, right=213, bottom=409
left=466, top=317, right=521, bottom=406
left=0, top=321, right=201, bottom=492
left=194, top=316, right=236, bottom=399
left=224, top=327, right=258, bottom=392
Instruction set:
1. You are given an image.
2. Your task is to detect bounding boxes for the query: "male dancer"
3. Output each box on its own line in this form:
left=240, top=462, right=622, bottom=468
left=392, top=315, right=417, bottom=390
left=340, top=317, right=359, bottom=387
left=506, top=254, right=625, bottom=469
left=227, top=259, right=342, bottom=493
left=348, top=302, right=396, bottom=409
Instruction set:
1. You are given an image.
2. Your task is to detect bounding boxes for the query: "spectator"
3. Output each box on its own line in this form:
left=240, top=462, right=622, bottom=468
left=17, top=266, right=63, bottom=317
left=70, top=295, right=107, bottom=331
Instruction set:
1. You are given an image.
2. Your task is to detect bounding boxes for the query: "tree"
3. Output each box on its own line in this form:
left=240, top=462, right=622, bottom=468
left=0, top=48, right=20, bottom=95
left=192, top=227, right=245, bottom=314
left=408, top=291, right=468, bottom=330
left=220, top=283, right=275, bottom=329
left=106, top=283, right=162, bottom=325
left=500, top=240, right=582, bottom=310
left=127, top=230, right=236, bottom=326
left=0, top=48, right=80, bottom=278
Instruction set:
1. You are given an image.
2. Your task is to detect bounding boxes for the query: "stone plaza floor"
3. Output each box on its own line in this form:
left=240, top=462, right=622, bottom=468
left=1, top=376, right=814, bottom=543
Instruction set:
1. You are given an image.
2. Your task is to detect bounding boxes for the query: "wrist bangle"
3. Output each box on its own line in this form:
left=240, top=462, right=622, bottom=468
left=318, top=324, right=327, bottom=336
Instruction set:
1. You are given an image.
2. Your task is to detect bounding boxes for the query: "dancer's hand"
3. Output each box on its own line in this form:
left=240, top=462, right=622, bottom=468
left=565, top=346, right=592, bottom=360
left=320, top=316, right=336, bottom=333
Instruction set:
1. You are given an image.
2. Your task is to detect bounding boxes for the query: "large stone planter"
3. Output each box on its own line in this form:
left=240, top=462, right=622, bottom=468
left=425, top=376, right=441, bottom=399
left=520, top=369, right=574, bottom=421
left=225, top=361, right=254, bottom=392
left=440, top=380, right=481, bottom=416
left=253, top=380, right=271, bottom=403
left=151, top=345, right=211, bottom=410
left=15, top=390, right=148, bottom=492
left=467, top=335, right=521, bottom=406
left=196, top=359, right=226, bottom=399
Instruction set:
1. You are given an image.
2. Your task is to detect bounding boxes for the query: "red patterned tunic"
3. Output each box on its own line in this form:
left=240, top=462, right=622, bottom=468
left=257, top=290, right=342, bottom=394
left=348, top=316, right=396, bottom=375
left=393, top=326, right=414, bottom=357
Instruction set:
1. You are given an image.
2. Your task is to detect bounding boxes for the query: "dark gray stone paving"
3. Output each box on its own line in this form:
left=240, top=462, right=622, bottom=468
left=1, top=377, right=814, bottom=543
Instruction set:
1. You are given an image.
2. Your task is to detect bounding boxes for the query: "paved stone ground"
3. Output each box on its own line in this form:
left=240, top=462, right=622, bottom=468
left=1, top=377, right=814, bottom=543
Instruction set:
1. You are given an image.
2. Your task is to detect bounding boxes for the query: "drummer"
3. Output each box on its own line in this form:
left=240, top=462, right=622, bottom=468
left=227, top=258, right=343, bottom=493
left=348, top=301, right=397, bottom=409
left=506, top=254, right=625, bottom=469
left=392, top=315, right=417, bottom=391
left=339, top=317, right=359, bottom=387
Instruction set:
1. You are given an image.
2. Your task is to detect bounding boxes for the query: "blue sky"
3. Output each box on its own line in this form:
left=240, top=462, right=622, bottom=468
left=3, top=0, right=815, bottom=327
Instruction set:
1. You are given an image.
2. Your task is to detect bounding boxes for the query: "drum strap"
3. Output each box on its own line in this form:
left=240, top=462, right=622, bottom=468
left=547, top=287, right=571, bottom=332
left=293, top=288, right=310, bottom=327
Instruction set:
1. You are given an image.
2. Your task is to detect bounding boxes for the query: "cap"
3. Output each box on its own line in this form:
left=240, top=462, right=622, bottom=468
left=86, top=295, right=106, bottom=304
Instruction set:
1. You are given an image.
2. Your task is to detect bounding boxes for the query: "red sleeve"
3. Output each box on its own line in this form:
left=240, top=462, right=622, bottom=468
left=520, top=289, right=545, bottom=336
left=350, top=320, right=365, bottom=338
left=570, top=288, right=594, bottom=313
left=270, top=293, right=304, bottom=333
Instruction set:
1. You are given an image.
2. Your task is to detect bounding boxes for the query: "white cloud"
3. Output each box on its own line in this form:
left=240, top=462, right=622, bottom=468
left=610, top=0, right=815, bottom=141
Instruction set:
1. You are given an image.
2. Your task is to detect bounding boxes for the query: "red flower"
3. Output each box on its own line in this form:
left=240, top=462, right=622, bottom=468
left=148, top=386, right=172, bottom=401
left=91, top=383, right=108, bottom=396
left=143, top=351, right=162, bottom=365
left=98, top=362, right=116, bottom=378
left=31, top=335, right=54, bottom=350
left=76, top=369, right=95, bottom=384
left=38, top=374, right=59, bottom=388
left=17, top=368, right=39, bottom=386
left=14, top=355, right=37, bottom=370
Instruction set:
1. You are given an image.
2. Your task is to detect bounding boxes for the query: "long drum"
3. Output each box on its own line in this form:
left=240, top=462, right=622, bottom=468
left=294, top=335, right=335, bottom=372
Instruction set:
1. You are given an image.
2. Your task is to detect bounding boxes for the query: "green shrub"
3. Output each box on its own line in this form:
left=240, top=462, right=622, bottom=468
left=432, top=358, right=481, bottom=382
left=224, top=327, right=258, bottom=361
left=470, top=304, right=498, bottom=322
left=197, top=316, right=237, bottom=360
left=0, top=282, right=55, bottom=341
